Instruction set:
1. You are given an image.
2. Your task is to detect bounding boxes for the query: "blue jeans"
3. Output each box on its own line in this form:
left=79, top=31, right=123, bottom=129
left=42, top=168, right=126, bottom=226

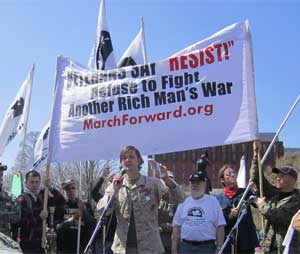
left=179, top=240, right=216, bottom=254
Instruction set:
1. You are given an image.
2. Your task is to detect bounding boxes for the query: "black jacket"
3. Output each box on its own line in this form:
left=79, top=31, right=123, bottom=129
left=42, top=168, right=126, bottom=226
left=216, top=188, right=259, bottom=254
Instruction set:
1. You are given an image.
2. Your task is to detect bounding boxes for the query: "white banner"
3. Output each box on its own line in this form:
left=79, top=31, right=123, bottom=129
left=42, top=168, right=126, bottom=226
left=0, top=65, right=34, bottom=156
left=33, top=121, right=50, bottom=171
left=48, top=20, right=258, bottom=163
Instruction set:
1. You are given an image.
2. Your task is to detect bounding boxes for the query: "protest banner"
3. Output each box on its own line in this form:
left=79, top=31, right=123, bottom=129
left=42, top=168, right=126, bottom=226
left=48, top=20, right=258, bottom=163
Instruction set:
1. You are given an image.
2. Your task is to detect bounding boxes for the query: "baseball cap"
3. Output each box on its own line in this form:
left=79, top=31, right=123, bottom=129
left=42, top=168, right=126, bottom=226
left=189, top=171, right=207, bottom=182
left=62, top=179, right=76, bottom=190
left=272, top=166, right=298, bottom=181
left=0, top=163, right=7, bottom=171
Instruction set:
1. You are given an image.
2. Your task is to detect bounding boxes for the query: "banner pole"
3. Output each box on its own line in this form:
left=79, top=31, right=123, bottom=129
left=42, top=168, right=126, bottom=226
left=141, top=16, right=148, bottom=63
left=257, top=153, right=265, bottom=229
left=41, top=162, right=50, bottom=248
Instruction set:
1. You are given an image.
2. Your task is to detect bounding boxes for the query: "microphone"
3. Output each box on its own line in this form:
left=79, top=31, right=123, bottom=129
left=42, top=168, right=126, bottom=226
left=120, top=167, right=128, bottom=176
left=244, top=195, right=257, bottom=205
left=114, top=168, right=128, bottom=185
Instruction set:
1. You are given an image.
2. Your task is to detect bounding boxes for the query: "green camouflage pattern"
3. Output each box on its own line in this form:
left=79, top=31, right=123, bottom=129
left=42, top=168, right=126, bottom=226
left=158, top=186, right=184, bottom=253
left=98, top=176, right=184, bottom=254
left=0, top=190, right=21, bottom=238
left=250, top=155, right=300, bottom=254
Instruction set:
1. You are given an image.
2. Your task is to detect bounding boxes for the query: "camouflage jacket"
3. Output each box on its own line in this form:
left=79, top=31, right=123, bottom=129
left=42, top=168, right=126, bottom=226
left=250, top=154, right=300, bottom=254
left=0, top=190, right=21, bottom=238
left=98, top=175, right=184, bottom=254
left=158, top=186, right=185, bottom=252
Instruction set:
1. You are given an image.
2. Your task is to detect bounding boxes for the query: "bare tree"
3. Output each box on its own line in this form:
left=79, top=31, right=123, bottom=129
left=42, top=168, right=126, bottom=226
left=11, top=131, right=39, bottom=172
left=47, top=159, right=119, bottom=203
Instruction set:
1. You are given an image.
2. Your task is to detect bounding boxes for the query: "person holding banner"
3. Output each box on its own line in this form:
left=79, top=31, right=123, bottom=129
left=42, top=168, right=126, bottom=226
left=216, top=165, right=258, bottom=254
left=16, top=170, right=64, bottom=254
left=250, top=140, right=300, bottom=254
left=97, top=145, right=183, bottom=254
left=56, top=179, right=96, bottom=254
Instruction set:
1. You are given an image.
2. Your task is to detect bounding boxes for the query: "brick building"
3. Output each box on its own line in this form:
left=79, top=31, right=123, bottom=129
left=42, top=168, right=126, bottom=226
left=153, top=132, right=284, bottom=188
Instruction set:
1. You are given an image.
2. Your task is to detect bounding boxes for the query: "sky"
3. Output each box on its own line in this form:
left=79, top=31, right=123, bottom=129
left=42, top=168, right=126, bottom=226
left=0, top=0, right=299, bottom=170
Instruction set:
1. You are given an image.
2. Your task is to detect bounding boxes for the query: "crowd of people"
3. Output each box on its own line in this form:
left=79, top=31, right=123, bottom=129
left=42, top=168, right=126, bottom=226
left=0, top=140, right=300, bottom=254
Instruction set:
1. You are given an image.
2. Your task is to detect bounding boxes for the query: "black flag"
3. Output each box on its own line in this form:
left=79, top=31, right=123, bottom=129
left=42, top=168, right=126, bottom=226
left=96, top=30, right=114, bottom=70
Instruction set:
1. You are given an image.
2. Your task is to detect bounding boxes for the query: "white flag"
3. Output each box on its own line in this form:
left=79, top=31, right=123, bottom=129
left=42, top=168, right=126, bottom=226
left=0, top=65, right=34, bottom=156
left=117, top=25, right=147, bottom=67
left=237, top=155, right=247, bottom=188
left=88, top=0, right=116, bottom=70
left=32, top=121, right=50, bottom=171
left=48, top=20, right=258, bottom=163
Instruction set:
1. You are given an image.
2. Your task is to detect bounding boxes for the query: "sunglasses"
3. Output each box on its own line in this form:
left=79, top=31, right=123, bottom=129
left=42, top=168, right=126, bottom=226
left=225, top=172, right=236, bottom=177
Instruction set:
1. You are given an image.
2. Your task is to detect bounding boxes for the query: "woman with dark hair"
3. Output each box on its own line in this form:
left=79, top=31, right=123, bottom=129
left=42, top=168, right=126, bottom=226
left=215, top=165, right=258, bottom=254
left=97, top=145, right=184, bottom=254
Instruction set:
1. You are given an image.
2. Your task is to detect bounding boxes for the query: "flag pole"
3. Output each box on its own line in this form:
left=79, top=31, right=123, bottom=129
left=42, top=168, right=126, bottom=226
left=257, top=153, right=265, bottom=229
left=141, top=16, right=148, bottom=63
left=20, top=64, right=35, bottom=172
left=257, top=94, right=300, bottom=229
left=237, top=94, right=300, bottom=210
left=260, top=94, right=300, bottom=165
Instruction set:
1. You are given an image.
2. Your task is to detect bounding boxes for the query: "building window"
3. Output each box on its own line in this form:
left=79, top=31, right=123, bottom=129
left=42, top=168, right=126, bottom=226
left=222, top=146, right=227, bottom=162
left=242, top=144, right=247, bottom=157
left=182, top=163, right=186, bottom=184
left=182, top=151, right=187, bottom=161
left=162, top=153, right=168, bottom=161
left=192, top=150, right=197, bottom=162
left=274, top=143, right=278, bottom=160
left=172, top=152, right=177, bottom=162
left=212, top=147, right=216, bottom=162
left=172, top=162, right=177, bottom=177
left=232, top=144, right=237, bottom=162
left=263, top=144, right=268, bottom=154
left=211, top=164, right=216, bottom=180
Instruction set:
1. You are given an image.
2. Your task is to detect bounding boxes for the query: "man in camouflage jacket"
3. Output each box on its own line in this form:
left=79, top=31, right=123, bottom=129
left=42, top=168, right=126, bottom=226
left=250, top=140, right=300, bottom=254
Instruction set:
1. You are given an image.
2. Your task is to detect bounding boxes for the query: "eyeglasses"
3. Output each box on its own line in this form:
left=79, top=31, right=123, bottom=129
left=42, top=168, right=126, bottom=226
left=66, top=186, right=76, bottom=190
left=225, top=172, right=236, bottom=177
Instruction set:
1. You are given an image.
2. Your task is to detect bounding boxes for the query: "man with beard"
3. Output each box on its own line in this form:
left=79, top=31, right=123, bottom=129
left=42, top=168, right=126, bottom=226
left=171, top=171, right=226, bottom=254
